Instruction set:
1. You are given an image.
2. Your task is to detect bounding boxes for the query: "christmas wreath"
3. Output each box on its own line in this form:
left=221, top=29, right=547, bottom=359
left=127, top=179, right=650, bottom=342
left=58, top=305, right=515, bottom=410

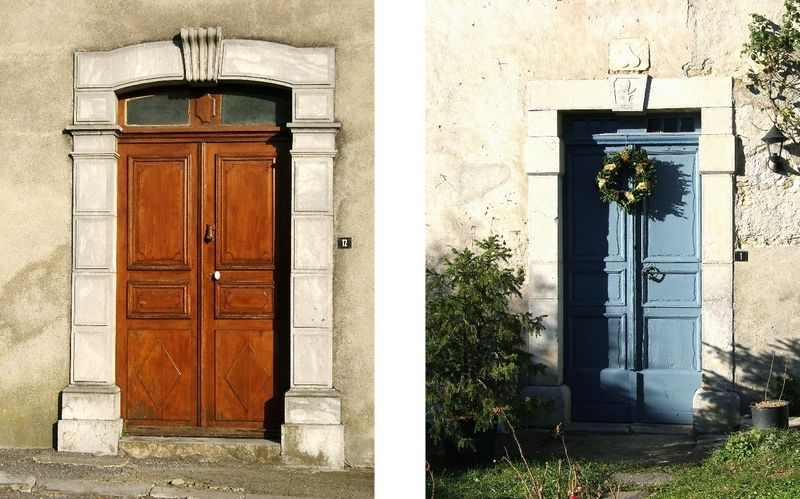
left=596, top=147, right=657, bottom=213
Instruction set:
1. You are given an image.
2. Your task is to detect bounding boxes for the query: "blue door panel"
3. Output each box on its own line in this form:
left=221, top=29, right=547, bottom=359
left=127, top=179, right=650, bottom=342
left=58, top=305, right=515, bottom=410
left=565, top=148, right=626, bottom=263
left=638, top=370, right=701, bottom=424
left=568, top=313, right=626, bottom=368
left=564, top=133, right=701, bottom=424
left=642, top=269, right=700, bottom=306
left=644, top=316, right=700, bottom=370
left=573, top=369, right=636, bottom=423
left=567, top=269, right=625, bottom=306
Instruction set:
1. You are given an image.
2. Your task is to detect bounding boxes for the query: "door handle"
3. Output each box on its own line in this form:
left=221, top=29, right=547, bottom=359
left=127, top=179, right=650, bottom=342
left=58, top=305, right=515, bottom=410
left=642, top=265, right=664, bottom=282
left=204, top=224, right=215, bottom=243
left=209, top=270, right=221, bottom=281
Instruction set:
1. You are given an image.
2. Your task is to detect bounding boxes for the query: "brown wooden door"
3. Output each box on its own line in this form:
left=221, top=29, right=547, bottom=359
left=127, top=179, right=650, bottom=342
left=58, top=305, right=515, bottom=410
left=117, top=139, right=284, bottom=437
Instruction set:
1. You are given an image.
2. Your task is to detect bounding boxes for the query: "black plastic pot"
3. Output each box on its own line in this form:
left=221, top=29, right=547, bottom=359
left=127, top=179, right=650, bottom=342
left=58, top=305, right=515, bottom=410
left=751, top=400, right=790, bottom=429
left=442, top=419, right=498, bottom=467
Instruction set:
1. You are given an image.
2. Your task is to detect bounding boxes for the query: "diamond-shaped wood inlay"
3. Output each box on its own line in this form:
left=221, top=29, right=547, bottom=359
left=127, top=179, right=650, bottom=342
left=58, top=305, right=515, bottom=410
left=137, top=340, right=182, bottom=409
left=225, top=341, right=270, bottom=410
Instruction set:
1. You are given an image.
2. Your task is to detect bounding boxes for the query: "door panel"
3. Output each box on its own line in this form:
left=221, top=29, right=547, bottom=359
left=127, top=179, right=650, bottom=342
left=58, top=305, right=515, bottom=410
left=201, top=142, right=281, bottom=430
left=127, top=155, right=192, bottom=269
left=119, top=142, right=198, bottom=427
left=126, top=329, right=195, bottom=422
left=214, top=329, right=275, bottom=422
left=565, top=138, right=701, bottom=424
left=118, top=139, right=283, bottom=436
left=215, top=152, right=275, bottom=269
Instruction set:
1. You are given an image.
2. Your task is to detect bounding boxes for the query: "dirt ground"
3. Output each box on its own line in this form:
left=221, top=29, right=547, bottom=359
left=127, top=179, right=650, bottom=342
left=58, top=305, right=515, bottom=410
left=0, top=448, right=374, bottom=499
left=427, top=423, right=730, bottom=467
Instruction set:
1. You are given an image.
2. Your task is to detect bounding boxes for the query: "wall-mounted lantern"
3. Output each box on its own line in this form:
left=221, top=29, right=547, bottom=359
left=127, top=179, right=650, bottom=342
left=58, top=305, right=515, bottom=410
left=762, top=124, right=789, bottom=172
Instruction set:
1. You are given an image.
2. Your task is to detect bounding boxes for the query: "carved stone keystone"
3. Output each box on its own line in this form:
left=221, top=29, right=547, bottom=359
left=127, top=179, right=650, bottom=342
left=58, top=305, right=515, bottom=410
left=180, top=27, right=222, bottom=82
left=609, top=74, right=649, bottom=113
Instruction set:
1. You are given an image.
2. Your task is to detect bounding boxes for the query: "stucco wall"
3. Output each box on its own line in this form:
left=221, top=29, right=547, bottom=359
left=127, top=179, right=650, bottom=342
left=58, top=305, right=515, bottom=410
left=0, top=0, right=373, bottom=466
left=426, top=0, right=798, bottom=411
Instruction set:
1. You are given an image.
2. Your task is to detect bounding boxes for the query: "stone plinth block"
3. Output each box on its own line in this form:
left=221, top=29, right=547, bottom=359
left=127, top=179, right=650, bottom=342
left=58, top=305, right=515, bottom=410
left=60, top=384, right=120, bottom=420
left=523, top=384, right=571, bottom=429
left=57, top=418, right=123, bottom=455
left=281, top=423, right=344, bottom=469
left=285, top=388, right=341, bottom=424
left=693, top=389, right=741, bottom=434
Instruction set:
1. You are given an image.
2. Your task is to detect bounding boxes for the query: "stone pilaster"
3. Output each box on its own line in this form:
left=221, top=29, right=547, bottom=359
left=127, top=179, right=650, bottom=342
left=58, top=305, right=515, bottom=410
left=281, top=117, right=343, bottom=468
left=58, top=125, right=123, bottom=455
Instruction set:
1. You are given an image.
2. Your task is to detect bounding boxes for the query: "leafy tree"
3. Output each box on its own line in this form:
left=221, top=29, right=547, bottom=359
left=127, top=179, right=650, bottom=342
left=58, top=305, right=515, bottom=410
left=426, top=235, right=548, bottom=450
left=742, top=0, right=800, bottom=140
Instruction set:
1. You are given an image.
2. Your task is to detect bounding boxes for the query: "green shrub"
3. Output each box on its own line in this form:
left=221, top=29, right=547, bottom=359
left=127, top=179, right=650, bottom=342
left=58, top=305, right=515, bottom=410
left=426, top=235, right=547, bottom=450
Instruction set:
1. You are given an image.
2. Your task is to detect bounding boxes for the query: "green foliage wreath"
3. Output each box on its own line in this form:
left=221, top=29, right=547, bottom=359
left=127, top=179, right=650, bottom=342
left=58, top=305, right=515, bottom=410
left=596, top=147, right=657, bottom=214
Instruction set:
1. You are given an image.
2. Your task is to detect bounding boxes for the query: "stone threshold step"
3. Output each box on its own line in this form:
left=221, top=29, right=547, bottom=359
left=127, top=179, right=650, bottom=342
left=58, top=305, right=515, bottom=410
left=119, top=436, right=282, bottom=464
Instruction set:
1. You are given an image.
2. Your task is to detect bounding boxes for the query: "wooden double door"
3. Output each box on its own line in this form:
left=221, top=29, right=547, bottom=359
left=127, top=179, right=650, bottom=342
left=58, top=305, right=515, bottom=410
left=117, top=137, right=287, bottom=437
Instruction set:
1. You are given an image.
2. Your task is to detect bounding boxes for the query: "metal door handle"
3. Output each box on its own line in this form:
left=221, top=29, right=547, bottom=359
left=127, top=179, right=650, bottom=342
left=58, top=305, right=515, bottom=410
left=210, top=270, right=221, bottom=281
left=642, top=265, right=664, bottom=282
left=204, top=224, right=215, bottom=243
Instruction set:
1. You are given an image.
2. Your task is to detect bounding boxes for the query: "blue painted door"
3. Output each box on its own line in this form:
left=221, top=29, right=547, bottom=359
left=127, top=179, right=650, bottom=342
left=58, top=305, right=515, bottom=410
left=563, top=122, right=701, bottom=424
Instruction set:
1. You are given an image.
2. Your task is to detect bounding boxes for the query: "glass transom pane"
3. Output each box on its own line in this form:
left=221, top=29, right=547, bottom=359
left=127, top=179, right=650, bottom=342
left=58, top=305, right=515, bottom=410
left=222, top=92, right=286, bottom=125
left=126, top=93, right=190, bottom=125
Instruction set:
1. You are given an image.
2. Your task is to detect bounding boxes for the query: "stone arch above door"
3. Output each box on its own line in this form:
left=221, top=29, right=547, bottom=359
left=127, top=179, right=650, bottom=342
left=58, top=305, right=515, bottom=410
left=59, top=29, right=345, bottom=468
left=523, top=76, right=741, bottom=433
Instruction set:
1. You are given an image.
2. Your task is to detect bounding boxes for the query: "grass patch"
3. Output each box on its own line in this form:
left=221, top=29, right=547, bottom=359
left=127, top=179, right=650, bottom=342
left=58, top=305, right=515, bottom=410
left=651, top=429, right=800, bottom=499
left=427, top=429, right=800, bottom=499
left=426, top=457, right=623, bottom=499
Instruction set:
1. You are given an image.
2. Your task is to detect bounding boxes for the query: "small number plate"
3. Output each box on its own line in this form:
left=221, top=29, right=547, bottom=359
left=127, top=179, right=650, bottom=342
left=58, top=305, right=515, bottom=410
left=337, top=237, right=352, bottom=249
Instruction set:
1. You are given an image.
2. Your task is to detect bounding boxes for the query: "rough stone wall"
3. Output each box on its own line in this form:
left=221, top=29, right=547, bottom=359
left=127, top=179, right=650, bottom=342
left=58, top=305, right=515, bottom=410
left=0, top=0, right=373, bottom=466
left=426, top=0, right=798, bottom=408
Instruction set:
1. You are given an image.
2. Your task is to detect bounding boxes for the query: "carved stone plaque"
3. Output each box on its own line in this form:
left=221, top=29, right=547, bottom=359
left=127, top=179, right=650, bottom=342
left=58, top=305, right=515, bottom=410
left=609, top=38, right=650, bottom=72
left=609, top=74, right=649, bottom=113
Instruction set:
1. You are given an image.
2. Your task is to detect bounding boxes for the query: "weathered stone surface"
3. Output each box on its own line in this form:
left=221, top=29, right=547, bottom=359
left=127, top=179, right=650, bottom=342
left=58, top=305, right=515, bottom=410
left=693, top=389, right=741, bottom=434
left=119, top=437, right=281, bottom=465
left=0, top=471, right=35, bottom=493
left=523, top=384, right=571, bottom=428
left=281, top=424, right=344, bottom=469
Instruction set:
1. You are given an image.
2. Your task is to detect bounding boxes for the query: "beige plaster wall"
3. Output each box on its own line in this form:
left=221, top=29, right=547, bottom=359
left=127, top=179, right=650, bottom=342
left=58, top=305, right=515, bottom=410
left=0, top=0, right=373, bottom=466
left=426, top=0, right=797, bottom=406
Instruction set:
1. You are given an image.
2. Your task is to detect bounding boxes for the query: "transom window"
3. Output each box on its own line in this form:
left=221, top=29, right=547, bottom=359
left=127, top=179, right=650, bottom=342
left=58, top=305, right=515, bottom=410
left=563, top=112, right=702, bottom=136
left=121, top=87, right=290, bottom=127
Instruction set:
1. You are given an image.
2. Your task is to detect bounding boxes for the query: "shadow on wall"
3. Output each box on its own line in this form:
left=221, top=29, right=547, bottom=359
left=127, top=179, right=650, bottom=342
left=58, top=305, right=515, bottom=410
left=704, top=339, right=800, bottom=414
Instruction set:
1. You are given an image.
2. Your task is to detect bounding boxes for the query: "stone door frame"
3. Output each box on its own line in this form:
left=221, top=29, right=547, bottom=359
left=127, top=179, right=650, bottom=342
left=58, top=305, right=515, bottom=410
left=524, top=77, right=741, bottom=432
left=57, top=29, right=346, bottom=467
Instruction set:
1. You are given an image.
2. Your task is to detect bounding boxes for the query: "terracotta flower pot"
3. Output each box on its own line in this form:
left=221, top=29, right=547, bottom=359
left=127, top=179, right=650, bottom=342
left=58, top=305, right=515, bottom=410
left=751, top=399, right=790, bottom=429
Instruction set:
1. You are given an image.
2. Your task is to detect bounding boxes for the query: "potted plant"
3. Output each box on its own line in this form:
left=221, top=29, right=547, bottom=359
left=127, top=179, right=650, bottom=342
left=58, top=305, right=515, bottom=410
left=426, top=235, right=548, bottom=466
left=751, top=355, right=791, bottom=430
